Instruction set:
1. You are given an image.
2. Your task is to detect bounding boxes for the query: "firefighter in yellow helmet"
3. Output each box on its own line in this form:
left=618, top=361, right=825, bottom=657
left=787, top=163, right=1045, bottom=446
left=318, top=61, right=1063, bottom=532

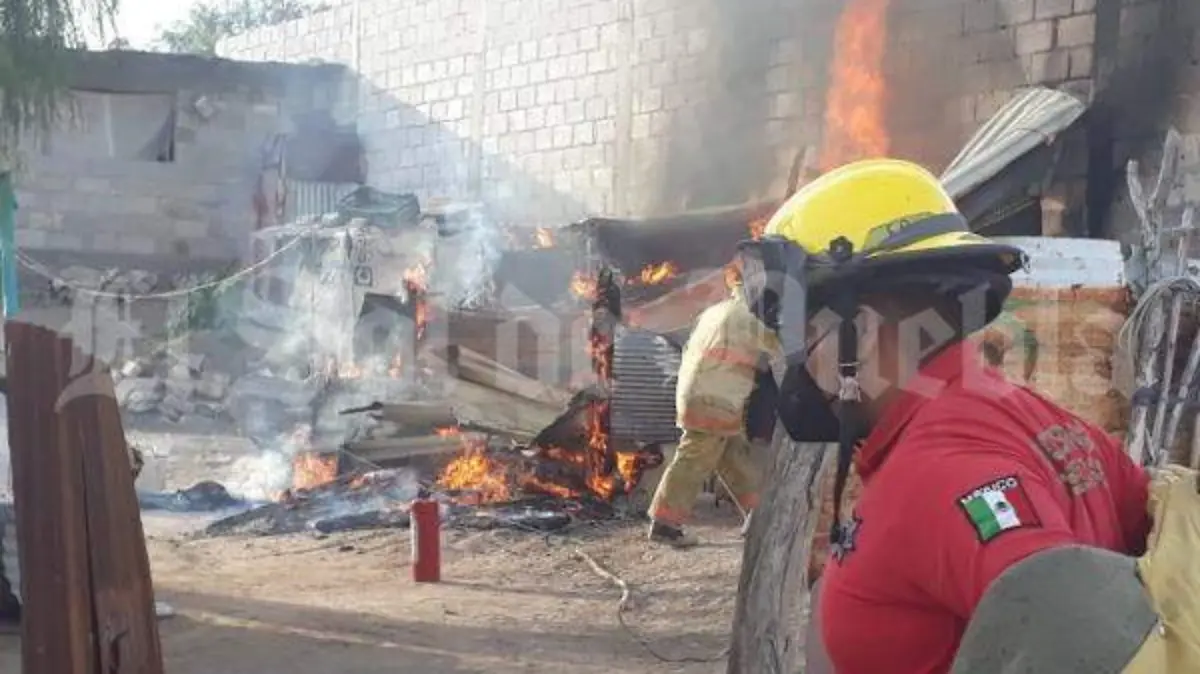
left=646, top=273, right=780, bottom=548
left=738, top=159, right=1153, bottom=674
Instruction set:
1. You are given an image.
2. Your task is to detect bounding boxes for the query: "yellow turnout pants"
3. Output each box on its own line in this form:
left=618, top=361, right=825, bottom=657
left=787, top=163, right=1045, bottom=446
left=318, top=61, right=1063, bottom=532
left=649, top=429, right=760, bottom=526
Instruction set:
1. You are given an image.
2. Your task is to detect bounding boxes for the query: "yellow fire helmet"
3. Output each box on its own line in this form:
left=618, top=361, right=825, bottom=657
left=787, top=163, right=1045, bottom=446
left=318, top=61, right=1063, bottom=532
left=768, top=158, right=1023, bottom=283
left=738, top=158, right=1027, bottom=554
left=739, top=158, right=1025, bottom=340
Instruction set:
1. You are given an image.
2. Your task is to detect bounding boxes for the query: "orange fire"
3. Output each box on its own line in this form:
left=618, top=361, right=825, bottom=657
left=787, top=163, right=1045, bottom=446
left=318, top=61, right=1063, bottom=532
left=336, top=360, right=363, bottom=379
left=631, top=261, right=679, bottom=286
left=432, top=269, right=645, bottom=504
left=387, top=354, right=405, bottom=378
left=403, top=254, right=433, bottom=340
left=435, top=436, right=512, bottom=504
left=819, top=0, right=890, bottom=170
left=534, top=227, right=555, bottom=249
left=293, top=452, right=338, bottom=491
left=747, top=217, right=768, bottom=241
left=570, top=271, right=598, bottom=300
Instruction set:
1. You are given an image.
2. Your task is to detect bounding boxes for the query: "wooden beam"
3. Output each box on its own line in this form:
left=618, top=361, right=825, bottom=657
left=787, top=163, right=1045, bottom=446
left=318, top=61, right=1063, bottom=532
left=5, top=322, right=164, bottom=674
left=443, top=344, right=571, bottom=409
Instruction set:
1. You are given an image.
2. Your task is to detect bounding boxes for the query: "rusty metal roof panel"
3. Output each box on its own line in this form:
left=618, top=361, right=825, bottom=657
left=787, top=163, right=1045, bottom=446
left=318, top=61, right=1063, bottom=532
left=941, top=87, right=1087, bottom=200
left=610, top=328, right=682, bottom=445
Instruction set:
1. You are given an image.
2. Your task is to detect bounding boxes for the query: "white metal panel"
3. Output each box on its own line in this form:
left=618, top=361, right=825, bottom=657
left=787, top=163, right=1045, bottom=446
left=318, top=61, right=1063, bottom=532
left=994, top=236, right=1126, bottom=289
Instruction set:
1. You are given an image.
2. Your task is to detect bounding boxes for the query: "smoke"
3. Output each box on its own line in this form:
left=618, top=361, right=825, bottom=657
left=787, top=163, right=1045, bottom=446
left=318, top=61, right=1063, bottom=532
left=433, top=209, right=505, bottom=309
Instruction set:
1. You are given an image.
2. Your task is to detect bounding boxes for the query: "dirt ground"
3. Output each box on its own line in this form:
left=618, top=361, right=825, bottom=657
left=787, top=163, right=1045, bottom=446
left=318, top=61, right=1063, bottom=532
left=0, top=501, right=746, bottom=673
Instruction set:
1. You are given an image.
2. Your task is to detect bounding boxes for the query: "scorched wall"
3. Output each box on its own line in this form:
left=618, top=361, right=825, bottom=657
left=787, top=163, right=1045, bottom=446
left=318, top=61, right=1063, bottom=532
left=220, top=0, right=1102, bottom=225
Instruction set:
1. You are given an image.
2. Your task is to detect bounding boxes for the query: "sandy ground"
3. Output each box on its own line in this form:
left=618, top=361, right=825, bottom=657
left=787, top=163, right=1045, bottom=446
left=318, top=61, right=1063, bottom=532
left=0, top=500, right=746, bottom=673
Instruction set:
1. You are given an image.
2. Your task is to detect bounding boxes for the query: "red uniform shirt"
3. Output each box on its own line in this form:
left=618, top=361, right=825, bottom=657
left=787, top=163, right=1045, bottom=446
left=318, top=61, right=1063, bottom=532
left=819, top=341, right=1150, bottom=674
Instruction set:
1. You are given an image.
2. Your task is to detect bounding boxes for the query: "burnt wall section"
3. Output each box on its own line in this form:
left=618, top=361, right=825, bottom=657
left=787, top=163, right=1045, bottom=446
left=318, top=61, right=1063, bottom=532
left=644, top=0, right=807, bottom=214
left=888, top=0, right=1096, bottom=234
left=221, top=0, right=1099, bottom=224
left=1100, top=0, right=1197, bottom=243
left=16, top=51, right=350, bottom=265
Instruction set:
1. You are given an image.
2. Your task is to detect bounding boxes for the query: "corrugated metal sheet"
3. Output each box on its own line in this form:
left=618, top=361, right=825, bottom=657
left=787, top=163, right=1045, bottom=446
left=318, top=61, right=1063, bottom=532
left=611, top=328, right=682, bottom=445
left=284, top=180, right=357, bottom=221
left=941, top=87, right=1086, bottom=200
left=0, top=503, right=18, bottom=604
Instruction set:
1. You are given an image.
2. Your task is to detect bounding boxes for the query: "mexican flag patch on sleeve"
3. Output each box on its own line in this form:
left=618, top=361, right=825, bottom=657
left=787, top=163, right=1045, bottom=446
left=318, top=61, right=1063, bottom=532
left=957, top=475, right=1040, bottom=543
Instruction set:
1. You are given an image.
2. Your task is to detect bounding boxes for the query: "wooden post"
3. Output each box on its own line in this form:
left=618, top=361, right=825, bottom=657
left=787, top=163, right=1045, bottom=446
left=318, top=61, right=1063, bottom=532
left=1124, top=129, right=1184, bottom=466
left=589, top=267, right=620, bottom=477
left=6, top=322, right=164, bottom=674
left=727, top=429, right=829, bottom=674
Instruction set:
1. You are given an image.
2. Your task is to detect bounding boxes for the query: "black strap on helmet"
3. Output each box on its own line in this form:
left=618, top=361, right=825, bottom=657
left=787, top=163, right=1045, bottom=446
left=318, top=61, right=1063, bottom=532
left=826, top=239, right=864, bottom=558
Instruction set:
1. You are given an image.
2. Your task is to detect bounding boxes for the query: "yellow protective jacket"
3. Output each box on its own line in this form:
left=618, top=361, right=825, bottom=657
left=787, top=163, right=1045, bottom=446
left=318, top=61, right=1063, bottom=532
left=676, top=292, right=780, bottom=435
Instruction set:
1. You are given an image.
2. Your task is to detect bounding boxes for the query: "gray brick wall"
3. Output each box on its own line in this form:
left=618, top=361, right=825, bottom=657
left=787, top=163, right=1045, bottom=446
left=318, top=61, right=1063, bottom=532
left=221, top=0, right=1099, bottom=223
left=16, top=59, right=346, bottom=263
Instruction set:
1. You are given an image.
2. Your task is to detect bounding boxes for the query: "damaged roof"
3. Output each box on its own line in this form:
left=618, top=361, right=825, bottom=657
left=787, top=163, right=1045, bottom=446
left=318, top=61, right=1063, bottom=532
left=941, top=86, right=1087, bottom=202
left=571, top=201, right=778, bottom=276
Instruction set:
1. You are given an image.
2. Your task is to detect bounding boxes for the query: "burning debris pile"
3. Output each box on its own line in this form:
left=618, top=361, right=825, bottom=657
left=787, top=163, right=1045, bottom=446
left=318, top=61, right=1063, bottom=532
left=198, top=231, right=683, bottom=538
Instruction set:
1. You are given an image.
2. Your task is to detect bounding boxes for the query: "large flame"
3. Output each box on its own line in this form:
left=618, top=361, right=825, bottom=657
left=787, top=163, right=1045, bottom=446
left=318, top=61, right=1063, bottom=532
left=293, top=452, right=338, bottom=492
left=403, top=254, right=433, bottom=340
left=434, top=269, right=646, bottom=504
left=630, top=261, right=679, bottom=286
left=570, top=271, right=598, bottom=300
left=436, top=437, right=513, bottom=504
left=819, top=0, right=891, bottom=170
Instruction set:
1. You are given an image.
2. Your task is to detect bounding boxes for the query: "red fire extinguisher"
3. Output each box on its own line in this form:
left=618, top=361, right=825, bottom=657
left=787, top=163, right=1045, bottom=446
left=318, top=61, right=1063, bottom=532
left=410, top=498, right=441, bottom=583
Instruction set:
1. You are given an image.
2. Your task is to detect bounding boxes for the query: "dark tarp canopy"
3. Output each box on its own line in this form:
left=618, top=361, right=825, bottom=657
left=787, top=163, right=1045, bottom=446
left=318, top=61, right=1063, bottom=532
left=570, top=201, right=780, bottom=278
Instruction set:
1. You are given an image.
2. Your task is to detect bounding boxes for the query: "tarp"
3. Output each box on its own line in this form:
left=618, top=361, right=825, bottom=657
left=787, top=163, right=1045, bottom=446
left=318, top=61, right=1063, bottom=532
left=572, top=201, right=779, bottom=278
left=0, top=174, right=18, bottom=317
left=941, top=87, right=1087, bottom=201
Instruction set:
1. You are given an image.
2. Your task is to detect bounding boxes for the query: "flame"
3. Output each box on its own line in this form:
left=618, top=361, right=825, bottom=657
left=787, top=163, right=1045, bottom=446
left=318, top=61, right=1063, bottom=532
left=435, top=437, right=512, bottom=504
left=819, top=0, right=890, bottom=170
left=403, top=254, right=433, bottom=341
left=631, top=261, right=678, bottom=286
left=403, top=257, right=430, bottom=290
left=293, top=452, right=338, bottom=491
left=570, top=271, right=598, bottom=300
left=387, top=354, right=404, bottom=379
left=337, top=360, right=363, bottom=379
left=534, top=227, right=555, bottom=249
left=747, top=217, right=768, bottom=241
left=724, top=261, right=741, bottom=289
left=429, top=271, right=649, bottom=505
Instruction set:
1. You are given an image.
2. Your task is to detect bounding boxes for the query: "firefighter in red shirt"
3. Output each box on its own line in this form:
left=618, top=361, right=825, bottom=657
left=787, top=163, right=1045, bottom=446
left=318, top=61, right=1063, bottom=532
left=735, top=158, right=1152, bottom=674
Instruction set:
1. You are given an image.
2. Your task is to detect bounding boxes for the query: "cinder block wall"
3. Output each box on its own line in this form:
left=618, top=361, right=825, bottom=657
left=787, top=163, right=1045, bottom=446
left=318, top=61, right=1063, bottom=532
left=15, top=54, right=348, bottom=267
left=221, top=0, right=1101, bottom=226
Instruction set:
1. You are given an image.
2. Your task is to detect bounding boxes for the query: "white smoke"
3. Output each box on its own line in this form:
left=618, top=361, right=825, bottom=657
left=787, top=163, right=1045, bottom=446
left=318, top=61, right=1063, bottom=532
left=433, top=209, right=505, bottom=309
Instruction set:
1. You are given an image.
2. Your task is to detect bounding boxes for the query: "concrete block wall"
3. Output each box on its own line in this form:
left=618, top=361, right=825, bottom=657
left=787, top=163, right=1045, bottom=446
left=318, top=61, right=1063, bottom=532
left=221, top=0, right=1100, bottom=225
left=889, top=0, right=1095, bottom=171
left=15, top=56, right=348, bottom=265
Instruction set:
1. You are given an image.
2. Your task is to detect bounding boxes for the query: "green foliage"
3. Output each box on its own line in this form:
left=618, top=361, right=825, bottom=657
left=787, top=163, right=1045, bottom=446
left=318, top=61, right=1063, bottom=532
left=156, top=0, right=329, bottom=55
left=0, top=0, right=117, bottom=157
